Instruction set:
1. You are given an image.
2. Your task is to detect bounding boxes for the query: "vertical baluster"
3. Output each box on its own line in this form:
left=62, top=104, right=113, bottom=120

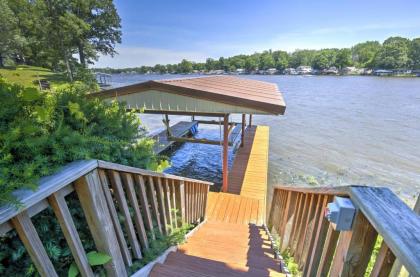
left=135, top=175, right=155, bottom=240
left=304, top=195, right=331, bottom=277
left=108, top=170, right=142, bottom=259
left=12, top=211, right=59, bottom=277
left=121, top=173, right=149, bottom=249
left=281, top=191, right=299, bottom=252
left=147, top=176, right=163, bottom=234
left=296, top=194, right=317, bottom=263
left=48, top=191, right=94, bottom=277
left=155, top=177, right=169, bottom=234
left=163, top=179, right=174, bottom=230
left=291, top=193, right=308, bottom=255
left=370, top=242, right=396, bottom=277
left=289, top=193, right=304, bottom=251
left=316, top=224, right=339, bottom=277
left=299, top=194, right=322, bottom=269
left=170, top=179, right=179, bottom=228
left=98, top=170, right=132, bottom=266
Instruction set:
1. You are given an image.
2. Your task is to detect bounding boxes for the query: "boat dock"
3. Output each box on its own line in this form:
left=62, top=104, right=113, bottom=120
left=206, top=125, right=269, bottom=225
left=152, top=121, right=198, bottom=154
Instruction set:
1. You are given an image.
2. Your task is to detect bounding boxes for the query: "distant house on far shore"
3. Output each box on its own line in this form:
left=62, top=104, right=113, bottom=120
left=296, top=66, right=313, bottom=75
left=266, top=68, right=278, bottom=75
left=284, top=68, right=297, bottom=75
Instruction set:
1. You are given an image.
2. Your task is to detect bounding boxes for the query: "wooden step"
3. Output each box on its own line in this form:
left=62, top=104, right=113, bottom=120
left=149, top=263, right=214, bottom=277
left=178, top=244, right=280, bottom=270
left=165, top=252, right=285, bottom=277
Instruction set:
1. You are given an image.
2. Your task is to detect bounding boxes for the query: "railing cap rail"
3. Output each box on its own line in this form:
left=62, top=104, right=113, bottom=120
left=273, top=184, right=420, bottom=275
left=0, top=160, right=213, bottom=225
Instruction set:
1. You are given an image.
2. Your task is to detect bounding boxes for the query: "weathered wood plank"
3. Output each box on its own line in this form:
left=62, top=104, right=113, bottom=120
left=304, top=195, right=331, bottom=277
left=48, top=192, right=94, bottom=277
left=292, top=193, right=310, bottom=255
left=163, top=179, right=174, bottom=230
left=134, top=175, right=155, bottom=240
left=108, top=170, right=142, bottom=259
left=272, top=185, right=350, bottom=196
left=296, top=194, right=315, bottom=262
left=74, top=170, right=127, bottom=277
left=11, top=211, right=58, bottom=277
left=299, top=194, right=322, bottom=270
left=281, top=191, right=299, bottom=251
left=0, top=160, right=98, bottom=225
left=121, top=173, right=149, bottom=249
left=330, top=212, right=377, bottom=277
left=350, top=186, right=420, bottom=275
left=370, top=241, right=396, bottom=277
left=316, top=224, right=339, bottom=277
left=155, top=177, right=169, bottom=234
left=98, top=170, right=132, bottom=266
left=170, top=180, right=178, bottom=228
left=98, top=160, right=213, bottom=186
left=147, top=176, right=163, bottom=234
left=177, top=180, right=186, bottom=224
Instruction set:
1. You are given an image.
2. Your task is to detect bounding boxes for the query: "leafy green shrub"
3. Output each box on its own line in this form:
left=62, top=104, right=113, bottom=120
left=0, top=78, right=166, bottom=205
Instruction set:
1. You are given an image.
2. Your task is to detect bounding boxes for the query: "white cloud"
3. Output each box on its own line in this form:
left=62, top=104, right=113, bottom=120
left=93, top=46, right=208, bottom=68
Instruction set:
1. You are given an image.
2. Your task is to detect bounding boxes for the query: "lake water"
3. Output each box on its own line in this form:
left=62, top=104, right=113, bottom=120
left=110, top=74, right=420, bottom=201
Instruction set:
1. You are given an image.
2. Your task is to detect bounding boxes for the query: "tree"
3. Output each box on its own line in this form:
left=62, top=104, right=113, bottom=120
left=409, top=38, right=420, bottom=69
left=374, top=37, right=410, bottom=69
left=272, top=50, right=289, bottom=70
left=352, top=41, right=381, bottom=68
left=259, top=52, right=275, bottom=70
left=335, top=48, right=352, bottom=69
left=0, top=0, right=24, bottom=66
left=178, top=59, right=193, bottom=73
left=244, top=55, right=258, bottom=72
left=312, top=52, right=330, bottom=70
left=289, top=50, right=316, bottom=68
left=70, top=0, right=122, bottom=67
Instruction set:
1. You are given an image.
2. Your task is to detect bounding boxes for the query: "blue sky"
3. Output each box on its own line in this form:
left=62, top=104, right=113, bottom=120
left=95, top=0, right=420, bottom=68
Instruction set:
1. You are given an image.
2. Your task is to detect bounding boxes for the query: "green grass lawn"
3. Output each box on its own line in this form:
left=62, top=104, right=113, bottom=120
left=0, top=65, right=67, bottom=87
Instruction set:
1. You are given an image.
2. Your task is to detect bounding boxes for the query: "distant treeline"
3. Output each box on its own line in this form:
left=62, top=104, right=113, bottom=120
left=95, top=36, right=420, bottom=74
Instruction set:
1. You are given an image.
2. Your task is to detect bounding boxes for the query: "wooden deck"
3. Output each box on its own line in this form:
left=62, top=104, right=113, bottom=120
left=152, top=121, right=198, bottom=154
left=151, top=222, right=285, bottom=276
left=206, top=125, right=270, bottom=225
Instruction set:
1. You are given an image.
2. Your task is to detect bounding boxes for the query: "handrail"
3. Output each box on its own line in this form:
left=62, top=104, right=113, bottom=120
left=0, top=160, right=212, bottom=276
left=268, top=184, right=420, bottom=277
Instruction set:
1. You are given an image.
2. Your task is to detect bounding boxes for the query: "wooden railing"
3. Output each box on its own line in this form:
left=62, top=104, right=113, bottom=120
left=268, top=185, right=420, bottom=277
left=0, top=160, right=212, bottom=277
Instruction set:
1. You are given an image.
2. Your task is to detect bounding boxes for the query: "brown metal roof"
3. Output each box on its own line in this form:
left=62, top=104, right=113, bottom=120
left=93, top=75, right=286, bottom=115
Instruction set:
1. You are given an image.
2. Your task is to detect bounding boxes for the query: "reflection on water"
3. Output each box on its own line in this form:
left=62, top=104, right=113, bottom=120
left=112, top=74, right=420, bottom=200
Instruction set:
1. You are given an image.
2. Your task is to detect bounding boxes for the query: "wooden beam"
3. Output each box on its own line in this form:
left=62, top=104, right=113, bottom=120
left=168, top=136, right=221, bottom=145
left=142, top=110, right=227, bottom=117
left=241, top=114, right=246, bottom=147
left=330, top=212, right=378, bottom=276
left=370, top=241, right=396, bottom=277
left=248, top=114, right=252, bottom=127
left=222, top=114, right=229, bottom=192
left=74, top=170, right=127, bottom=277
left=48, top=192, right=94, bottom=277
left=12, top=211, right=58, bottom=277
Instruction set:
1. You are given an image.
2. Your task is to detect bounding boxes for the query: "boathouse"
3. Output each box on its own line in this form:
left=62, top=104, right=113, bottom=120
left=0, top=76, right=418, bottom=276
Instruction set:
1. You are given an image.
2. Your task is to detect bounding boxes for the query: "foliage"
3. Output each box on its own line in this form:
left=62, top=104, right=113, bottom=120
left=128, top=223, right=193, bottom=274
left=373, top=37, right=411, bottom=69
left=68, top=251, right=111, bottom=277
left=364, top=236, right=383, bottom=277
left=3, top=0, right=121, bottom=82
left=96, top=36, right=420, bottom=74
left=0, top=78, right=164, bottom=205
left=0, top=193, right=101, bottom=276
left=281, top=248, right=301, bottom=276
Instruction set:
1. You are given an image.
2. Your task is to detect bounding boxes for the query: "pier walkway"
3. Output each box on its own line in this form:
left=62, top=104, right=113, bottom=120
left=206, top=125, right=270, bottom=226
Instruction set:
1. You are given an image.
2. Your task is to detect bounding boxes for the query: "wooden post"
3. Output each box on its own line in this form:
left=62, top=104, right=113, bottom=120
left=241, top=114, right=246, bottom=147
left=164, top=114, right=170, bottom=136
left=222, top=114, right=229, bottom=192
left=74, top=170, right=127, bottom=277
left=248, top=114, right=253, bottom=127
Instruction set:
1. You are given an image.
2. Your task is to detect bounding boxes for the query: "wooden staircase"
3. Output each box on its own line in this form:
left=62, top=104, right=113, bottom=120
left=150, top=206, right=285, bottom=276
